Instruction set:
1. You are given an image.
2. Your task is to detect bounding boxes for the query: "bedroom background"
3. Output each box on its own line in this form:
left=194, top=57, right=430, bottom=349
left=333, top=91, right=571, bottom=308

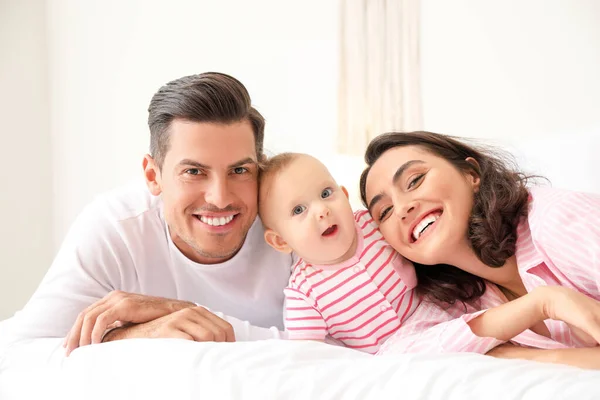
left=1, top=0, right=599, bottom=321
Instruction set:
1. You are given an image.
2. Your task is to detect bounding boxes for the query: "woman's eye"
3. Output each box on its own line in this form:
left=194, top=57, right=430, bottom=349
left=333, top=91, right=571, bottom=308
left=233, top=167, right=248, bottom=175
left=292, top=205, right=306, bottom=215
left=379, top=206, right=393, bottom=222
left=321, top=188, right=333, bottom=199
left=408, top=174, right=424, bottom=189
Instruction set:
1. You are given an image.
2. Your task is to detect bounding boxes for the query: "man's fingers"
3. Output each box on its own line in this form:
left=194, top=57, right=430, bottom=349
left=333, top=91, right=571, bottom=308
left=64, top=295, right=116, bottom=355
left=90, top=309, right=122, bottom=344
left=78, top=303, right=114, bottom=348
left=177, top=317, right=220, bottom=342
left=193, top=307, right=235, bottom=342
left=167, top=329, right=195, bottom=342
left=174, top=309, right=229, bottom=342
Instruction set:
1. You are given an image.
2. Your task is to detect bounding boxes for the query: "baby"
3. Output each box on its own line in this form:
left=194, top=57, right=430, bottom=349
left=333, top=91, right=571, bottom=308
left=259, top=153, right=419, bottom=354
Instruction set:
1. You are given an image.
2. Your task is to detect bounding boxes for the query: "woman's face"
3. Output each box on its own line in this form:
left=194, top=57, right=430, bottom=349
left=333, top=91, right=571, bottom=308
left=364, top=145, right=480, bottom=266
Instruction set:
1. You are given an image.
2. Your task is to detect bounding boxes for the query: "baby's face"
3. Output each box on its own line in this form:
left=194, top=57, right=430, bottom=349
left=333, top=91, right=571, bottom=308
left=265, top=155, right=357, bottom=265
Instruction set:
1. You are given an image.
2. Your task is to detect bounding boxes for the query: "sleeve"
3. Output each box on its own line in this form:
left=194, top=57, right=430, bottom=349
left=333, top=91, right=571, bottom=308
left=377, top=299, right=506, bottom=355
left=206, top=309, right=287, bottom=341
left=532, top=189, right=600, bottom=295
left=283, top=287, right=327, bottom=340
left=0, top=200, right=127, bottom=348
left=378, top=283, right=569, bottom=356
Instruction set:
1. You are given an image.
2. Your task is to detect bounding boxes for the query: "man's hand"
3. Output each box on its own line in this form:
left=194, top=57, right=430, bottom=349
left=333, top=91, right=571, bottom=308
left=103, top=306, right=236, bottom=344
left=64, top=291, right=197, bottom=355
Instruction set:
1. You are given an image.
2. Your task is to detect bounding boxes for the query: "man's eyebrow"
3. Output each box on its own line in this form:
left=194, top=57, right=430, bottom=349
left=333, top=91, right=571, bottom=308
left=228, top=157, right=257, bottom=169
left=392, top=160, right=426, bottom=185
left=177, top=157, right=257, bottom=169
left=177, top=159, right=209, bottom=169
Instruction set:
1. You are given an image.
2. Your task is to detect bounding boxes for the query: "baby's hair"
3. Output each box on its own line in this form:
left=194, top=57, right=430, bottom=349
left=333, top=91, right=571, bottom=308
left=258, top=152, right=303, bottom=228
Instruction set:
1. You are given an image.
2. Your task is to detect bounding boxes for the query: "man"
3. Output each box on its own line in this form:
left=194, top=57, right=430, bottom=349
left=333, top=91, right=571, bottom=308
left=3, top=72, right=292, bottom=355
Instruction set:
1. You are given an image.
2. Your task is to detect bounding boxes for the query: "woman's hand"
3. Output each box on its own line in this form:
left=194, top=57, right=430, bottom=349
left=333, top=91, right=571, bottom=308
left=467, top=285, right=600, bottom=346
left=488, top=343, right=600, bottom=370
left=537, top=286, right=600, bottom=346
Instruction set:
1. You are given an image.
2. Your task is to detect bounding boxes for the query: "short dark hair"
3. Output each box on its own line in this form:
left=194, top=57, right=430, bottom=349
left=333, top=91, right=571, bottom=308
left=148, top=72, right=265, bottom=168
left=360, top=131, right=536, bottom=308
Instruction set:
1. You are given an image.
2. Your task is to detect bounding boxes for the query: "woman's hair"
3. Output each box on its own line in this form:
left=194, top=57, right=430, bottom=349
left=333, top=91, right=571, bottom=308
left=359, top=131, right=535, bottom=307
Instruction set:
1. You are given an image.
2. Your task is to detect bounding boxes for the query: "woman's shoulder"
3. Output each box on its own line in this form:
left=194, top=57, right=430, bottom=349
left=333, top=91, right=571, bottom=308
left=527, top=185, right=600, bottom=237
left=529, top=186, right=600, bottom=216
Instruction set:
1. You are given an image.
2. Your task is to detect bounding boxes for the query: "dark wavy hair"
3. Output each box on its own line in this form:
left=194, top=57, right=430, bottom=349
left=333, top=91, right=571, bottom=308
left=359, top=131, right=535, bottom=307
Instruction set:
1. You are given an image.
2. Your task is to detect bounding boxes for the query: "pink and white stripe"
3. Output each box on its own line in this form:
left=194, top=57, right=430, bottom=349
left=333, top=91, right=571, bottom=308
left=284, top=211, right=419, bottom=354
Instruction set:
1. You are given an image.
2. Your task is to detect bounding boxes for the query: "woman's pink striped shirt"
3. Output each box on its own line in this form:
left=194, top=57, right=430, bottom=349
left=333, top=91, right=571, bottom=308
left=378, top=187, right=600, bottom=355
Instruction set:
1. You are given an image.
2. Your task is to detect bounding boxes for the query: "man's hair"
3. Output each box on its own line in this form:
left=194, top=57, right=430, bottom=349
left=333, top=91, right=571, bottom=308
left=148, top=72, right=265, bottom=168
left=360, top=131, right=537, bottom=308
left=258, top=152, right=302, bottom=228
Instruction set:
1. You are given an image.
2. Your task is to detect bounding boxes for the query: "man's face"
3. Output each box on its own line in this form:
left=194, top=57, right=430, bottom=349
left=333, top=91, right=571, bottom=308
left=146, top=119, right=259, bottom=264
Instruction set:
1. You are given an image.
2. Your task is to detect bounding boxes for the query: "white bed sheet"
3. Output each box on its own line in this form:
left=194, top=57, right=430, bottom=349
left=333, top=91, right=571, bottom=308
left=1, top=334, right=599, bottom=400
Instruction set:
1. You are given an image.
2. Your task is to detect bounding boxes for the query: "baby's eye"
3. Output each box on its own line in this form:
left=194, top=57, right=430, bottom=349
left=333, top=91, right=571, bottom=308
left=321, top=188, right=333, bottom=199
left=292, top=205, right=306, bottom=215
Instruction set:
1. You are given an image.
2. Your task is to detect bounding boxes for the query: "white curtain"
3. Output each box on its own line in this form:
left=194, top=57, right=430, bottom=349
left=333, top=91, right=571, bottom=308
left=338, top=0, right=423, bottom=155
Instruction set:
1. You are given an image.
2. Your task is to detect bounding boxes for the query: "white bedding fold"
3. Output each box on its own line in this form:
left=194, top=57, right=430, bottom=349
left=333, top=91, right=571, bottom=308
left=1, top=336, right=599, bottom=400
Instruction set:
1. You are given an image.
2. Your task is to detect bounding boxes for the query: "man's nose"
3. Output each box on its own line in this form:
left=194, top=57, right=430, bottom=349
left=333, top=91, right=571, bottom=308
left=205, top=179, right=232, bottom=209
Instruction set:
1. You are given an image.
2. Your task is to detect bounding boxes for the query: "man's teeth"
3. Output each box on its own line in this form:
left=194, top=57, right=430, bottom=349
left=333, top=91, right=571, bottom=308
left=412, top=213, right=440, bottom=241
left=198, top=215, right=235, bottom=226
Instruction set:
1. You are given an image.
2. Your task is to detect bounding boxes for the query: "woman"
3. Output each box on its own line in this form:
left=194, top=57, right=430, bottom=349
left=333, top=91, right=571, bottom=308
left=360, top=131, right=600, bottom=369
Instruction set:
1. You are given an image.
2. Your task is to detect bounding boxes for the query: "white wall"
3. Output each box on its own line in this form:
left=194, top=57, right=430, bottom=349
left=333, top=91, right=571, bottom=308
left=421, top=0, right=600, bottom=192
left=47, top=0, right=340, bottom=246
left=3, top=0, right=600, bottom=320
left=0, top=0, right=53, bottom=320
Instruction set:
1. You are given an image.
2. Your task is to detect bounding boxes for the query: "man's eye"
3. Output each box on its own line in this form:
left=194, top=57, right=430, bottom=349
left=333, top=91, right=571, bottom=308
left=292, top=205, right=306, bottom=215
left=186, top=169, right=200, bottom=175
left=321, top=188, right=333, bottom=199
left=233, top=167, right=248, bottom=175
left=408, top=174, right=424, bottom=189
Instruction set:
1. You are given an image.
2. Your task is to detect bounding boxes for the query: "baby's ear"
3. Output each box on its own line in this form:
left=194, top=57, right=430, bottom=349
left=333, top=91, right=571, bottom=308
left=264, top=229, right=293, bottom=254
left=340, top=185, right=349, bottom=199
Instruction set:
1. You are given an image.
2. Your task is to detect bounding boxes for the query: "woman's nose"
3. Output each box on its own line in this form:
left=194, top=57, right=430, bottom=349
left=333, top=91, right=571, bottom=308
left=395, top=202, right=416, bottom=221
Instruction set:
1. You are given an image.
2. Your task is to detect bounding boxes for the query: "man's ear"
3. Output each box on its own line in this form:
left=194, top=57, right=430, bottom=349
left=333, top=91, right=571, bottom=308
left=341, top=185, right=349, bottom=199
left=465, top=157, right=481, bottom=193
left=143, top=154, right=162, bottom=196
left=264, top=229, right=292, bottom=254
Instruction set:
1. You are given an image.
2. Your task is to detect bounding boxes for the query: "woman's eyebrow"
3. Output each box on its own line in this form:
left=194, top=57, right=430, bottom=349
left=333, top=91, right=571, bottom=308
left=367, top=193, right=385, bottom=216
left=392, top=160, right=425, bottom=185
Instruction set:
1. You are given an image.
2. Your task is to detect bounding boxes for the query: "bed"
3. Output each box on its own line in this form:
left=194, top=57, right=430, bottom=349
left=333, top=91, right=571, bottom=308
left=1, top=318, right=599, bottom=400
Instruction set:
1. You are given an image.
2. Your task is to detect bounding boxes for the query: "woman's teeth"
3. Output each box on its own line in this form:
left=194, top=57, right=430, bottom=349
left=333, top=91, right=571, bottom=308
left=198, top=215, right=234, bottom=226
left=412, top=213, right=440, bottom=241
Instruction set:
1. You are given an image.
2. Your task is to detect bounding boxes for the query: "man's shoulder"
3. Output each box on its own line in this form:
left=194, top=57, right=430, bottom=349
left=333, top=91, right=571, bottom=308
left=67, top=179, right=163, bottom=247
left=87, top=179, right=162, bottom=225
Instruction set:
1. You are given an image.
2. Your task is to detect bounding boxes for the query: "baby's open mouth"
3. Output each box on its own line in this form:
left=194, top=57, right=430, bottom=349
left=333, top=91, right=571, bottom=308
left=322, top=225, right=338, bottom=236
